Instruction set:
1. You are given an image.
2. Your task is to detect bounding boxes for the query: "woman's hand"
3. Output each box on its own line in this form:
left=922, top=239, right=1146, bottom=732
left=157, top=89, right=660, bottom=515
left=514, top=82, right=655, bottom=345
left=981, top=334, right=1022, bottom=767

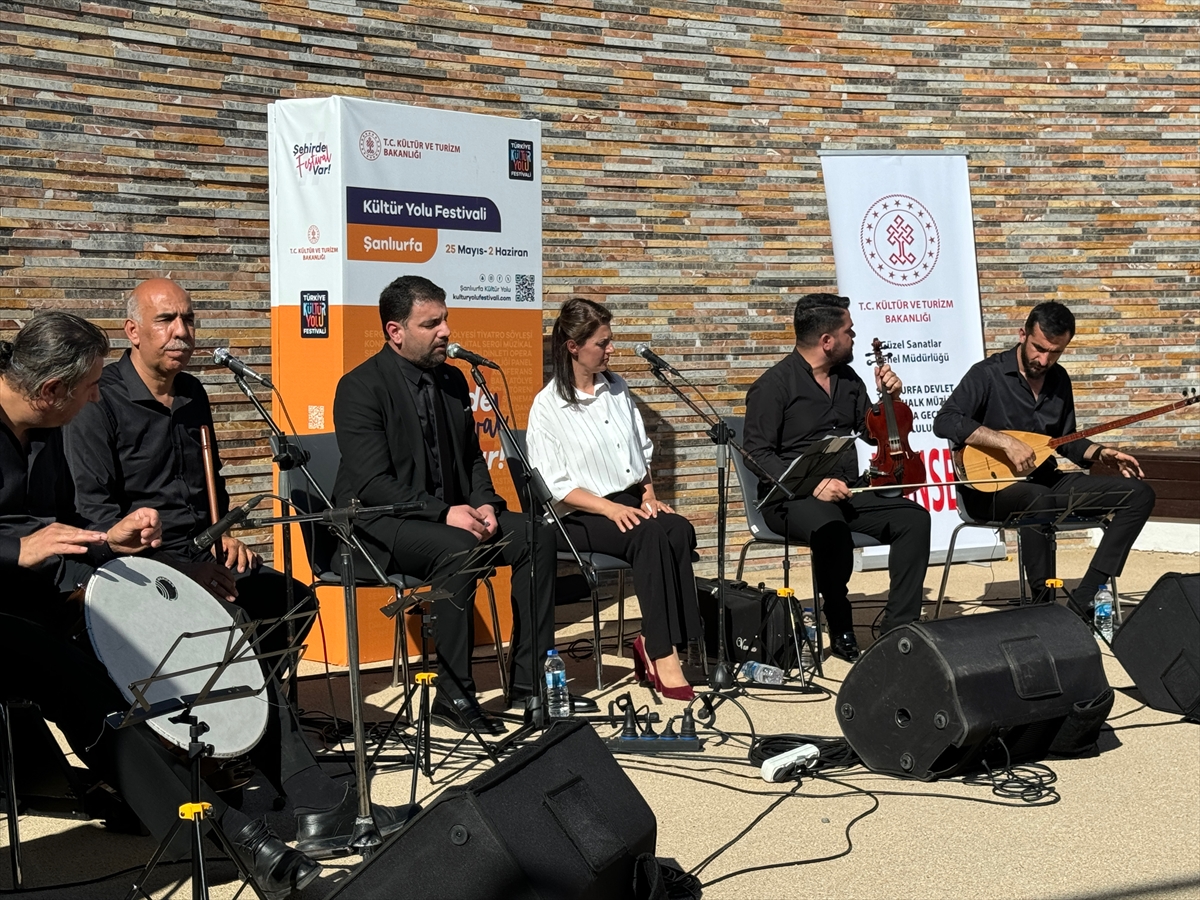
left=641, top=496, right=675, bottom=517
left=604, top=500, right=650, bottom=533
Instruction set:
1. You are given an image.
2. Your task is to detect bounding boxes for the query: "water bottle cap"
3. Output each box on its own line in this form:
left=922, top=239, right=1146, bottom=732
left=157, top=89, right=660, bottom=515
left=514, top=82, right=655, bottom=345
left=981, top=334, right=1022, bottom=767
left=547, top=649, right=558, bottom=657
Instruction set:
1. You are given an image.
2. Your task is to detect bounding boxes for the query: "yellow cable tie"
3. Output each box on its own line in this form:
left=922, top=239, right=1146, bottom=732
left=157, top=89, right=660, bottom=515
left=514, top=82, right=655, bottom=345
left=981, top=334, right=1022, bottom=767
left=415, top=672, right=438, bottom=686
left=1044, top=578, right=1064, bottom=589
left=776, top=587, right=795, bottom=598
left=178, top=801, right=212, bottom=820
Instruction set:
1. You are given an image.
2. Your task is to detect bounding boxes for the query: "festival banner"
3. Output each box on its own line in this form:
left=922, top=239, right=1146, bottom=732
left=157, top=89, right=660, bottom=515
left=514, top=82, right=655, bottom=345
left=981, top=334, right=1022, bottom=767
left=267, top=97, right=542, bottom=663
left=819, top=153, right=1003, bottom=567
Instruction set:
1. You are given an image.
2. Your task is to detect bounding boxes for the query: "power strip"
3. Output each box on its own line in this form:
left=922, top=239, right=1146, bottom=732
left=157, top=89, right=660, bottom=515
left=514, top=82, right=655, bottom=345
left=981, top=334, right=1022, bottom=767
left=607, top=735, right=703, bottom=754
left=760, top=743, right=819, bottom=782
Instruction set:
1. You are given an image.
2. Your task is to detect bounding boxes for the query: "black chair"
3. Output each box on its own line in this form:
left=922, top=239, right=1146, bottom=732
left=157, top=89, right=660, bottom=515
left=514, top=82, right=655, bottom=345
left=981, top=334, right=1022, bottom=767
left=726, top=416, right=883, bottom=672
left=273, top=433, right=509, bottom=696
left=932, top=500, right=1120, bottom=621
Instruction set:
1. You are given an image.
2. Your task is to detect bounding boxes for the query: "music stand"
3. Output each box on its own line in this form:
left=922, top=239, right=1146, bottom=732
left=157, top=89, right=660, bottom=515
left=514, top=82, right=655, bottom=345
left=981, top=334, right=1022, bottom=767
left=105, top=613, right=307, bottom=900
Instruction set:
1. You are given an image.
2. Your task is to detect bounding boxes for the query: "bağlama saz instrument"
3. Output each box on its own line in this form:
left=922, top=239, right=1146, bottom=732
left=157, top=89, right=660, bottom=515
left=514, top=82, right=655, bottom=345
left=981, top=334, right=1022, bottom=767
left=952, top=389, right=1198, bottom=492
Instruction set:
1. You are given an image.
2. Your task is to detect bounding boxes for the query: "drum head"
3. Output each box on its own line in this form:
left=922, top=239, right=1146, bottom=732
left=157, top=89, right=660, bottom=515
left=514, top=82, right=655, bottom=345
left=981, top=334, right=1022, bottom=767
left=85, top=557, right=269, bottom=758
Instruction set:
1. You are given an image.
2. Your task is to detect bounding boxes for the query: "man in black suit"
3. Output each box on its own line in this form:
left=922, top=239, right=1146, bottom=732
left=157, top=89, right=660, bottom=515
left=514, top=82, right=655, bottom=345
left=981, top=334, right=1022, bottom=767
left=332, top=275, right=569, bottom=734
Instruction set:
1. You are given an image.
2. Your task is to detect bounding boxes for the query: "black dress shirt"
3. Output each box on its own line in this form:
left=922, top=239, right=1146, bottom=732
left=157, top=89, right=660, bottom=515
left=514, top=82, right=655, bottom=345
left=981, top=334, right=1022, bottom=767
left=933, top=345, right=1095, bottom=468
left=0, top=421, right=113, bottom=609
left=392, top=353, right=461, bottom=505
left=64, top=351, right=229, bottom=562
left=743, top=350, right=872, bottom=501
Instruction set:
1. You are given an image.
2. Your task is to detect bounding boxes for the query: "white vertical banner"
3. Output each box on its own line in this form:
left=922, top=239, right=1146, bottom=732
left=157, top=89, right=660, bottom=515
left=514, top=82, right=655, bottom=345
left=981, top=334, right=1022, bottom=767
left=819, top=153, right=1003, bottom=567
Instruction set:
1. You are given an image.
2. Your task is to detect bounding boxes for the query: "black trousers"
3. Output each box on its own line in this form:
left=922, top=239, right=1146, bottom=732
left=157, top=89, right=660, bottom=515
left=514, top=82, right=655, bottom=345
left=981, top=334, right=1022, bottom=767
left=961, top=470, right=1156, bottom=600
left=0, top=608, right=231, bottom=850
left=764, top=491, right=931, bottom=635
left=558, top=488, right=703, bottom=661
left=371, top=510, right=556, bottom=696
left=228, top=566, right=320, bottom=794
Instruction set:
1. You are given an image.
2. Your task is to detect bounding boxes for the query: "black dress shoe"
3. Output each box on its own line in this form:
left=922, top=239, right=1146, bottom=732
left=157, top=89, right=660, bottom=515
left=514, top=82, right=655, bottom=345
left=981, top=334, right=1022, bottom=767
left=829, top=631, right=861, bottom=663
left=295, top=786, right=419, bottom=859
left=505, top=690, right=599, bottom=714
left=232, top=817, right=320, bottom=900
left=430, top=695, right=507, bottom=735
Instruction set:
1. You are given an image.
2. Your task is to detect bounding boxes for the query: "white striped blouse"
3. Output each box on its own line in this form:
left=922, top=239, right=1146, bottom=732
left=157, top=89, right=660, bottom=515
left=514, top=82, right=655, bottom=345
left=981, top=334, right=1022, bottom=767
left=526, top=372, right=654, bottom=514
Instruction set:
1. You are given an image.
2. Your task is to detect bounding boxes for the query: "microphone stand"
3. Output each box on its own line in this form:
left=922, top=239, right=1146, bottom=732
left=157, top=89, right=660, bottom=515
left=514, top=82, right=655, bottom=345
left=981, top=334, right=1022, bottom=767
left=639, top=363, right=792, bottom=692
left=230, top=374, right=402, bottom=858
left=464, top=364, right=550, bottom=744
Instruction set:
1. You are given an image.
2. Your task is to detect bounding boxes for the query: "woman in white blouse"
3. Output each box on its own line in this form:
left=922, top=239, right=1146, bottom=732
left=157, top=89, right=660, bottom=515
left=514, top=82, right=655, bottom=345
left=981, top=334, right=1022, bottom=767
left=527, top=299, right=701, bottom=700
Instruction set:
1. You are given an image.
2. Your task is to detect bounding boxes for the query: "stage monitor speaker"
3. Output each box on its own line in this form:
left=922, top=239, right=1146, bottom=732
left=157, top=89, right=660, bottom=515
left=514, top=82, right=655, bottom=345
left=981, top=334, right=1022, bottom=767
left=1112, top=572, right=1200, bottom=718
left=327, top=719, right=656, bottom=900
left=837, top=604, right=1111, bottom=780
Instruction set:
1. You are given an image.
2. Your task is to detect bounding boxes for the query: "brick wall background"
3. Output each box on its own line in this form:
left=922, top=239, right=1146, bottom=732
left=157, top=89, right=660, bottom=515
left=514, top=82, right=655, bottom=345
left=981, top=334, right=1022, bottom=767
left=1, top=0, right=1195, bottom=564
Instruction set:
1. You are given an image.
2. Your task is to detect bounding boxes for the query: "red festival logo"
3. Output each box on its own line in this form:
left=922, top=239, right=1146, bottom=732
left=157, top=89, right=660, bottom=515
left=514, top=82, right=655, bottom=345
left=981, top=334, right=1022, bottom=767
left=860, top=195, right=939, bottom=287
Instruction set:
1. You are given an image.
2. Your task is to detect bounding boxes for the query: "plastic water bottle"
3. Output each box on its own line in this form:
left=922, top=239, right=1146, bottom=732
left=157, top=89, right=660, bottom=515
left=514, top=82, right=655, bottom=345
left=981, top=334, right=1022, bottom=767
left=742, top=660, right=785, bottom=685
left=1093, top=585, right=1114, bottom=643
left=800, top=608, right=817, bottom=670
left=544, top=650, right=571, bottom=718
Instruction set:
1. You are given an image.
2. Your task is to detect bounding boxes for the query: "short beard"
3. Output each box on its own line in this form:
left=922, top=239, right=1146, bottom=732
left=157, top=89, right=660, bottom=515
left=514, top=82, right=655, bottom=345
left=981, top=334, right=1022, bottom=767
left=411, top=345, right=446, bottom=369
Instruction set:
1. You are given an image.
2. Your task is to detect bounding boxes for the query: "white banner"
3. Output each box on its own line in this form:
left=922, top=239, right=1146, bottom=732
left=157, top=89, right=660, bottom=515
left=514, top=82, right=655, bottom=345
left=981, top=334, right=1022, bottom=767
left=268, top=96, right=542, bottom=313
left=820, top=153, right=1003, bottom=568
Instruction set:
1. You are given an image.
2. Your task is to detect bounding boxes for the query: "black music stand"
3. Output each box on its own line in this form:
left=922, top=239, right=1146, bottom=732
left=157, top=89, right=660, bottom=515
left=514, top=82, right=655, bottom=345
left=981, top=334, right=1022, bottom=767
left=747, top=436, right=855, bottom=687
left=110, top=612, right=310, bottom=900
left=244, top=500, right=420, bottom=858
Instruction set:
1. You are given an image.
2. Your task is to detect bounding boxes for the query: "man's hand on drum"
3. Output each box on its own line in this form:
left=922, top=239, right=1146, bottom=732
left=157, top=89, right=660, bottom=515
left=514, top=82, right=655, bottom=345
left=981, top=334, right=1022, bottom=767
left=178, top=560, right=239, bottom=602
left=221, top=535, right=261, bottom=573
left=18, top=522, right=108, bottom=568
left=105, top=507, right=162, bottom=555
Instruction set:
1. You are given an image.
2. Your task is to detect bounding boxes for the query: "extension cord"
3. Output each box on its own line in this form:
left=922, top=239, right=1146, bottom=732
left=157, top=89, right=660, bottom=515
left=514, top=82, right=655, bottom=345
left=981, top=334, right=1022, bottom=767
left=607, top=735, right=703, bottom=754
left=760, top=743, right=819, bottom=782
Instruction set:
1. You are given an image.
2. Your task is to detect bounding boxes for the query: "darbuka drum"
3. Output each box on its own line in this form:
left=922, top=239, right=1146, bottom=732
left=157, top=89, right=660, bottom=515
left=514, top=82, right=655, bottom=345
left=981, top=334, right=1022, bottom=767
left=85, top=557, right=269, bottom=758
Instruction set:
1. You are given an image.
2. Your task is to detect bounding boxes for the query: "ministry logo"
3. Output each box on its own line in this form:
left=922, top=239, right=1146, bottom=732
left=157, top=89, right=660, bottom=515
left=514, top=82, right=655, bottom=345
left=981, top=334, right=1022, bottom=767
left=860, top=195, right=939, bottom=286
left=359, top=130, right=382, bottom=161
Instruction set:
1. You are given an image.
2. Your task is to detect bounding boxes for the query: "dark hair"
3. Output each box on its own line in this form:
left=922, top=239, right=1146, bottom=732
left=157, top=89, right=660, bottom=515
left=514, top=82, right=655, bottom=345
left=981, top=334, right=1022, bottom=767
left=379, top=275, right=446, bottom=330
left=1024, top=301, right=1075, bottom=340
left=793, top=292, right=850, bottom=347
left=0, top=312, right=109, bottom=403
left=551, top=298, right=612, bottom=406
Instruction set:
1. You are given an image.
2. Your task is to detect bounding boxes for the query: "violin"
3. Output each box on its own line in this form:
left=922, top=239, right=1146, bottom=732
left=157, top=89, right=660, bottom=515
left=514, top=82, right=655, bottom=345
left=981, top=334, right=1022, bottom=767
left=863, top=338, right=926, bottom=492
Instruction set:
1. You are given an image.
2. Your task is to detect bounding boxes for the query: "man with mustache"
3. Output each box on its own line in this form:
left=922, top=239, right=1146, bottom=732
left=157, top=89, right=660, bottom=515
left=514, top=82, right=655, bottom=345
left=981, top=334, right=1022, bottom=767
left=743, top=293, right=931, bottom=661
left=64, top=278, right=413, bottom=859
left=934, top=301, right=1155, bottom=612
left=332, top=275, right=571, bottom=735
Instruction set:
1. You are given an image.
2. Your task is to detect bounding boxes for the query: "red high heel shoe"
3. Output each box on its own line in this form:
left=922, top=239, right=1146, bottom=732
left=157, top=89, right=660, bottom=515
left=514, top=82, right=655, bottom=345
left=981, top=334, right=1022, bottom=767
left=632, top=636, right=695, bottom=702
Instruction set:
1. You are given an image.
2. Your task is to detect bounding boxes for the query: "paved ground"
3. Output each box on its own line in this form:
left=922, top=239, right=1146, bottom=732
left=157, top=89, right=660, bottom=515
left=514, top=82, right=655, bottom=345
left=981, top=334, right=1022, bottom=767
left=4, top=547, right=1198, bottom=899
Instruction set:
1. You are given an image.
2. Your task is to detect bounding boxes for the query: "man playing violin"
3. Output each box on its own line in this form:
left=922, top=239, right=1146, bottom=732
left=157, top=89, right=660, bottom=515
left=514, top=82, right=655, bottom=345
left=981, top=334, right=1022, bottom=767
left=934, top=301, right=1155, bottom=613
left=743, top=293, right=931, bottom=660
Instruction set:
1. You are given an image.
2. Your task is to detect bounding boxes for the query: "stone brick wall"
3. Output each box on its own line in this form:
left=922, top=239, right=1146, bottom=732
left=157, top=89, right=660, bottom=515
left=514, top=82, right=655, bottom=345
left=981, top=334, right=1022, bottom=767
left=1, top=0, right=1195, bottom=562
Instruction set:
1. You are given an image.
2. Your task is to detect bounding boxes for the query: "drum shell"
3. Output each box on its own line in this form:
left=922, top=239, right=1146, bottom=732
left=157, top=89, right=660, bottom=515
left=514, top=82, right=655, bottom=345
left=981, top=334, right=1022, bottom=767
left=836, top=605, right=1108, bottom=780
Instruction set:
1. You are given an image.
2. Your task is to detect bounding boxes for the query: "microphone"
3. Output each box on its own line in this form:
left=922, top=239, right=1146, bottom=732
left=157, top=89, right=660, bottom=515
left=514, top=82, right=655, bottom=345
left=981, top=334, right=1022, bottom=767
left=213, top=348, right=273, bottom=388
left=446, top=343, right=500, bottom=370
left=194, top=494, right=267, bottom=551
left=634, top=343, right=678, bottom=374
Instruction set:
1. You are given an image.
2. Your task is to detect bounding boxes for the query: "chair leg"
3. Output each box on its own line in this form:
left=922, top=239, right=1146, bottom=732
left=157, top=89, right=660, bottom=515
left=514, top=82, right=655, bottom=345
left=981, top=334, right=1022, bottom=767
left=809, top=561, right=824, bottom=679
left=591, top=584, right=604, bottom=692
left=391, top=588, right=413, bottom=703
left=482, top=578, right=509, bottom=701
left=934, top=523, right=970, bottom=620
left=616, top=570, right=626, bottom=658
left=736, top=539, right=754, bottom=582
left=1, top=702, right=21, bottom=889
left=1017, top=530, right=1028, bottom=604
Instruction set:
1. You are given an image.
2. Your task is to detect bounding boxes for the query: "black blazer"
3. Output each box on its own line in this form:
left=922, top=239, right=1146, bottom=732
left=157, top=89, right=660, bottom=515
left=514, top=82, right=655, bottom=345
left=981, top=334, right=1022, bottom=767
left=332, top=347, right=504, bottom=564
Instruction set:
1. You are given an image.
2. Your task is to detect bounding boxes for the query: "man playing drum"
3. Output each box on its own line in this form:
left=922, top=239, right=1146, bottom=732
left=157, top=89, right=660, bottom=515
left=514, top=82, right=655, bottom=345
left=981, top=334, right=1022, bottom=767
left=64, top=279, right=412, bottom=860
left=0, top=312, right=320, bottom=897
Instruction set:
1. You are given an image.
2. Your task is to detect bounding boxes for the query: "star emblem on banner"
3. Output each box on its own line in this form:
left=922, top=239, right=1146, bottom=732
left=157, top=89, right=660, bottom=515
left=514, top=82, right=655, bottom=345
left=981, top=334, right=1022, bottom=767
left=859, top=194, right=940, bottom=287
